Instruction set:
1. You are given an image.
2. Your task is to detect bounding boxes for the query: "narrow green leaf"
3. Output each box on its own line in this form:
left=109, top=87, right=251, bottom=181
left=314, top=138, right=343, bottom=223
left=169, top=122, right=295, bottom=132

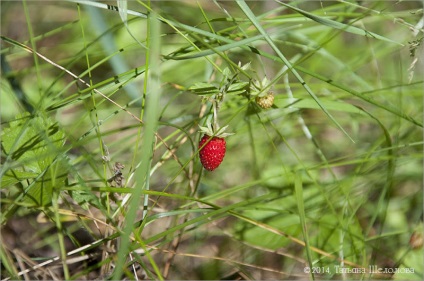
left=278, top=1, right=403, bottom=46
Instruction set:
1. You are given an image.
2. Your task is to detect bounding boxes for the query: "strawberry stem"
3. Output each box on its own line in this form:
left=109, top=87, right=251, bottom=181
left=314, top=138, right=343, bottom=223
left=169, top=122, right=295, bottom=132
left=213, top=100, right=219, bottom=130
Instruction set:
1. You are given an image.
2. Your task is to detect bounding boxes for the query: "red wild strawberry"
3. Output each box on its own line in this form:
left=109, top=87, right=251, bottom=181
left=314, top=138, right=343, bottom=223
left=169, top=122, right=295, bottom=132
left=198, top=121, right=233, bottom=171
left=199, top=135, right=226, bottom=171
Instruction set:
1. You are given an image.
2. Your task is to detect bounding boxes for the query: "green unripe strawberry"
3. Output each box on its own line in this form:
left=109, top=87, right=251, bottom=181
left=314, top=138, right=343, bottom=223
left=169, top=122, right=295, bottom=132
left=256, top=91, right=274, bottom=109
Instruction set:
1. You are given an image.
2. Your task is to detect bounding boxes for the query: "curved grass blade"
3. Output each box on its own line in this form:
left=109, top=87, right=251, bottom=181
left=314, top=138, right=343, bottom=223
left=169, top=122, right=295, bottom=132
left=117, top=0, right=147, bottom=49
left=277, top=1, right=403, bottom=46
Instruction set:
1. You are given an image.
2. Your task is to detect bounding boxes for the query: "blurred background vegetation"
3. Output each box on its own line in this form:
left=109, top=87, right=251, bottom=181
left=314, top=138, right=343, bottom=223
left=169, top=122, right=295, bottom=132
left=1, top=0, right=423, bottom=280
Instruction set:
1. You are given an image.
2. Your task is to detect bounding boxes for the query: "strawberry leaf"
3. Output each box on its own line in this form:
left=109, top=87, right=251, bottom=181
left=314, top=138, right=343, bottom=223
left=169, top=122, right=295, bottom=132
left=188, top=82, right=219, bottom=95
left=222, top=67, right=232, bottom=80
left=1, top=113, right=68, bottom=207
left=227, top=81, right=249, bottom=95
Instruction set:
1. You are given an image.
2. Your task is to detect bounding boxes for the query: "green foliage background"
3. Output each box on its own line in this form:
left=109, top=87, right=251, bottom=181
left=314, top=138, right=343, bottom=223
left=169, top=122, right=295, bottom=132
left=1, top=0, right=423, bottom=280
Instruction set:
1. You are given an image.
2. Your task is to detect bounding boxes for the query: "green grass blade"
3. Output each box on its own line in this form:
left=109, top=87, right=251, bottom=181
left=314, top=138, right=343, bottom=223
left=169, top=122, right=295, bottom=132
left=111, top=12, right=162, bottom=280
left=294, top=172, right=315, bottom=280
